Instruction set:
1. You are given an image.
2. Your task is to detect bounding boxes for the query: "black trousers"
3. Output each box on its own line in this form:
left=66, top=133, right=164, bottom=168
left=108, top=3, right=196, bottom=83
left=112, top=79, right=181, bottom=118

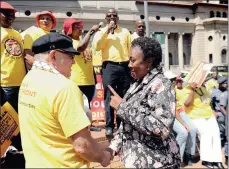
left=102, top=61, right=131, bottom=130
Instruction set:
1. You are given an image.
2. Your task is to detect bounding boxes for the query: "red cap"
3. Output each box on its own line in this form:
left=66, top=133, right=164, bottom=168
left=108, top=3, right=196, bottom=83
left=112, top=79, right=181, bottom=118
left=63, top=18, right=83, bottom=36
left=0, top=1, right=17, bottom=13
left=176, top=77, right=183, bottom=82
left=36, top=11, right=56, bottom=29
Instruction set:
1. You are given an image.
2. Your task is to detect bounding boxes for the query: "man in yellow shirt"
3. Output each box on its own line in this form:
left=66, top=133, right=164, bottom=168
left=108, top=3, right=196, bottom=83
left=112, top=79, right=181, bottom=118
left=183, top=82, right=224, bottom=169
left=131, top=19, right=146, bottom=42
left=1, top=2, right=26, bottom=167
left=93, top=8, right=132, bottom=136
left=22, top=11, right=56, bottom=70
left=18, top=33, right=111, bottom=168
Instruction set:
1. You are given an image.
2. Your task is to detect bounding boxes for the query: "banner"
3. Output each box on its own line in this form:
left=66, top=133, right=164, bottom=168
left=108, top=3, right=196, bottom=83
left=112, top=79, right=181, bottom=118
left=91, top=49, right=106, bottom=126
left=153, top=33, right=165, bottom=65
left=0, top=102, right=19, bottom=158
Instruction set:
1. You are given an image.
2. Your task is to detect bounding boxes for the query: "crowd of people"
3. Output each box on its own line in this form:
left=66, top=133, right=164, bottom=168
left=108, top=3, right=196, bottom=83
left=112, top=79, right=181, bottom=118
left=1, top=1, right=228, bottom=168
left=165, top=71, right=228, bottom=169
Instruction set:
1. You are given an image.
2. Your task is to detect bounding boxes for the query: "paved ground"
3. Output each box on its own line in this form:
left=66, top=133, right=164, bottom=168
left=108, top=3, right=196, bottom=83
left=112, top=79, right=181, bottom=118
left=91, top=129, right=228, bottom=168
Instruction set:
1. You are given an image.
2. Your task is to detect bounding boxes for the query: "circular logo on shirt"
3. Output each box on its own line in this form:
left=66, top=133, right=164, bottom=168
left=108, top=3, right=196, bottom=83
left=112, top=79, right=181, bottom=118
left=4, top=39, right=22, bottom=57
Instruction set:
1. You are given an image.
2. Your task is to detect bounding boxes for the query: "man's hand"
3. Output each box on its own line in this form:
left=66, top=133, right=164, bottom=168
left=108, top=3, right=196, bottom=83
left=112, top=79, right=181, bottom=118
left=108, top=85, right=123, bottom=110
left=100, top=150, right=111, bottom=167
left=107, top=21, right=115, bottom=34
left=24, top=49, right=35, bottom=70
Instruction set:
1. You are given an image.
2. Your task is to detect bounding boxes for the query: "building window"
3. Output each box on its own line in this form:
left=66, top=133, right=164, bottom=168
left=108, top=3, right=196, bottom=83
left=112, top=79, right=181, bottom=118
left=171, top=16, right=175, bottom=21
left=183, top=53, right=187, bottom=65
left=169, top=53, right=173, bottom=65
left=140, top=15, right=145, bottom=19
left=208, top=36, right=213, bottom=41
left=209, top=54, right=213, bottom=63
left=220, top=0, right=228, bottom=4
left=221, top=49, right=227, bottom=63
left=25, top=10, right=31, bottom=16
left=222, top=12, right=227, bottom=18
left=216, top=11, right=221, bottom=17
left=66, top=11, right=72, bottom=17
left=210, top=11, right=214, bottom=18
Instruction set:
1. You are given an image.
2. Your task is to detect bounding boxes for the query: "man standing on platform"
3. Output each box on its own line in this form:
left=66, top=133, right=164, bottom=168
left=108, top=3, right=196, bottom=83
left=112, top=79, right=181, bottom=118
left=93, top=8, right=131, bottom=136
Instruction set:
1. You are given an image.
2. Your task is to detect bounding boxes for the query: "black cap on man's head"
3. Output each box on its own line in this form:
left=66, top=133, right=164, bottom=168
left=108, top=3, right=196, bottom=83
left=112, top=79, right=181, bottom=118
left=217, top=76, right=228, bottom=84
left=32, top=33, right=80, bottom=56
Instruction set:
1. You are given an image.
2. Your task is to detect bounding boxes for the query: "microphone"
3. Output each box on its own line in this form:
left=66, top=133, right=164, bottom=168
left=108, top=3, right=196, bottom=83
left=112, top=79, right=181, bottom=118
left=90, top=22, right=104, bottom=36
left=110, top=21, right=115, bottom=34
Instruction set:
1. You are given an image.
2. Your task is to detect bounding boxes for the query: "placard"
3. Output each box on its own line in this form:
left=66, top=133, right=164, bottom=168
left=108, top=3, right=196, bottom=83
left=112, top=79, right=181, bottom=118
left=0, top=102, right=19, bottom=158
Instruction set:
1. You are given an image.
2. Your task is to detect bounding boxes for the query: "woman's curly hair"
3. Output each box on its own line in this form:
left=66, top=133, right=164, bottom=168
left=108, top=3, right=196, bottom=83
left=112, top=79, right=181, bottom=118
left=131, top=37, right=162, bottom=71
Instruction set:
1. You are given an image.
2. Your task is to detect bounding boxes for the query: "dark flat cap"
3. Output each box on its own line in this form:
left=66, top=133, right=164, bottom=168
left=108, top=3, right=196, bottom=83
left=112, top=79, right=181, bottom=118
left=217, top=76, right=228, bottom=84
left=32, top=32, right=80, bottom=56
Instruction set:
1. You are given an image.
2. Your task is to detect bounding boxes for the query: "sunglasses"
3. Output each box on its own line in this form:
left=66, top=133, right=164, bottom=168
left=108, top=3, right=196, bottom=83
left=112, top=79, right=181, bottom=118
left=106, top=14, right=118, bottom=18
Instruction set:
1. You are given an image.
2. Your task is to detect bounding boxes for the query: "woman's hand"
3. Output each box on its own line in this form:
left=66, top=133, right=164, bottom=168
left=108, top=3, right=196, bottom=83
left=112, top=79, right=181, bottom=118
left=108, top=85, right=124, bottom=110
left=189, top=82, right=198, bottom=90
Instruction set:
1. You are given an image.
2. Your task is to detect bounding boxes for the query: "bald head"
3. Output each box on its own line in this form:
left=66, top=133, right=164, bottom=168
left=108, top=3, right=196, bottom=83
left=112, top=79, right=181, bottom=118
left=135, top=20, right=145, bottom=37
left=136, top=20, right=145, bottom=25
left=105, top=8, right=119, bottom=25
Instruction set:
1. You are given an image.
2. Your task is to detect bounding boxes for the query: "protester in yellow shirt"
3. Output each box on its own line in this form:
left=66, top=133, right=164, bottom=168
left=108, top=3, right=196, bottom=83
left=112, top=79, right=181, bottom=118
left=18, top=33, right=112, bottom=168
left=63, top=18, right=100, bottom=106
left=131, top=20, right=145, bottom=42
left=22, top=11, right=56, bottom=70
left=183, top=82, right=223, bottom=168
left=0, top=3, right=26, bottom=167
left=93, top=8, right=132, bottom=136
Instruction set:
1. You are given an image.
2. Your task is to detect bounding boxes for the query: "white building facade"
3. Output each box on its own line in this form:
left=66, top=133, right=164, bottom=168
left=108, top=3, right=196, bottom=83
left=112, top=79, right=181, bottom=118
left=9, top=0, right=228, bottom=72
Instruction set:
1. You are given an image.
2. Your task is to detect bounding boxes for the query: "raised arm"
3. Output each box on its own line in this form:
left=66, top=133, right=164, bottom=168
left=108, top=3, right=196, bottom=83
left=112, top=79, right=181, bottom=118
left=77, top=25, right=100, bottom=52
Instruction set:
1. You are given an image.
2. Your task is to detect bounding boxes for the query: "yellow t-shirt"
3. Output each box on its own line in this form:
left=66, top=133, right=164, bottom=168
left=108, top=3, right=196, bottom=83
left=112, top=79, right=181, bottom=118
left=175, top=87, right=188, bottom=112
left=182, top=86, right=213, bottom=119
left=1, top=27, right=26, bottom=87
left=70, top=39, right=95, bottom=86
left=93, top=26, right=131, bottom=63
left=18, top=63, right=91, bottom=168
left=22, top=26, right=50, bottom=49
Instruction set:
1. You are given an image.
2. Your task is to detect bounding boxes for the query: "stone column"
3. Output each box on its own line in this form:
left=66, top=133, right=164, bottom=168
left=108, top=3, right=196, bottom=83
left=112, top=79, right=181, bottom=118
left=178, top=33, right=184, bottom=71
left=164, top=32, right=170, bottom=71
